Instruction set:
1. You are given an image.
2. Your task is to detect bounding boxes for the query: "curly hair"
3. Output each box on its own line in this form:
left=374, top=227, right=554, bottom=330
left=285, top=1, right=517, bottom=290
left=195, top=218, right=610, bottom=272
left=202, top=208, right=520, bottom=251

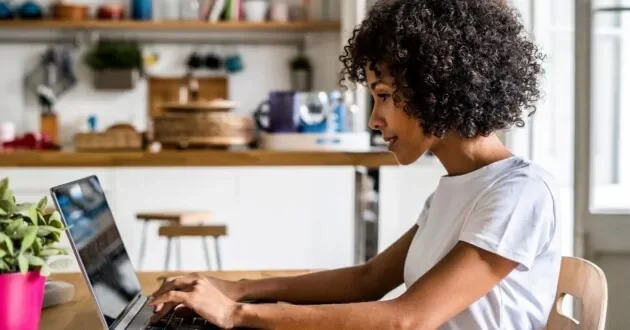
left=339, top=0, right=545, bottom=138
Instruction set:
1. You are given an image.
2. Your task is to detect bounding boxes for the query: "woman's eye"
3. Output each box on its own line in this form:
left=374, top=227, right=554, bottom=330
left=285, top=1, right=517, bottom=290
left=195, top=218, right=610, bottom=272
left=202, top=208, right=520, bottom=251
left=377, top=94, right=390, bottom=102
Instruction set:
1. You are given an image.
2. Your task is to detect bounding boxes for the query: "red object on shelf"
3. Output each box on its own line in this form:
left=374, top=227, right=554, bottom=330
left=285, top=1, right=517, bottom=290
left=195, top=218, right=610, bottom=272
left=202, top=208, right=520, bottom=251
left=2, top=132, right=59, bottom=150
left=97, top=4, right=125, bottom=20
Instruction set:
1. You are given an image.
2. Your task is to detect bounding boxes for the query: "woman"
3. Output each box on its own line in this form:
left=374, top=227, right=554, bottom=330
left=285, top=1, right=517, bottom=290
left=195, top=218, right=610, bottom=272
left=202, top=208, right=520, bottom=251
left=149, top=0, right=561, bottom=328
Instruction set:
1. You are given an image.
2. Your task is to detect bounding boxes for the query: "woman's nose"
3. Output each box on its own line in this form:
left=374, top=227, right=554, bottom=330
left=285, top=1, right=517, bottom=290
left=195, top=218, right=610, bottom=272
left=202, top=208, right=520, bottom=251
left=368, top=109, right=384, bottom=130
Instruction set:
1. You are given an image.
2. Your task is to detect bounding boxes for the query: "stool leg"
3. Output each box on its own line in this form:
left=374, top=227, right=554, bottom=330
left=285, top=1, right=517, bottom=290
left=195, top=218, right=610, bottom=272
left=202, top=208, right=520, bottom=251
left=214, top=237, right=222, bottom=271
left=176, top=238, right=182, bottom=270
left=202, top=237, right=212, bottom=270
left=165, top=237, right=172, bottom=271
left=137, top=221, right=148, bottom=270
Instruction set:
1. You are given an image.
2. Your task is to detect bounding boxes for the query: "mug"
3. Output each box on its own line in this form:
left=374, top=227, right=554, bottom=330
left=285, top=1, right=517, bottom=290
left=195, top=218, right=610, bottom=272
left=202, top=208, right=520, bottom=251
left=254, top=91, right=299, bottom=133
left=295, top=92, right=329, bottom=133
left=270, top=3, right=288, bottom=22
left=204, top=52, right=223, bottom=70
left=225, top=53, right=244, bottom=73
left=243, top=0, right=268, bottom=22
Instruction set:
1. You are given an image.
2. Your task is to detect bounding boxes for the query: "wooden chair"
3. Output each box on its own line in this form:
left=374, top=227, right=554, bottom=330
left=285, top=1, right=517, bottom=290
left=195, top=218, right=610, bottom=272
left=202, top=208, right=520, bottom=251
left=159, top=224, right=227, bottom=271
left=547, top=256, right=608, bottom=330
left=135, top=211, right=212, bottom=269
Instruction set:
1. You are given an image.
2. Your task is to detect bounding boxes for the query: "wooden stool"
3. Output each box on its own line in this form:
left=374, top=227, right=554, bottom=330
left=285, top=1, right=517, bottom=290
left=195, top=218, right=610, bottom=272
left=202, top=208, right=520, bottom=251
left=135, top=211, right=212, bottom=270
left=159, top=224, right=227, bottom=271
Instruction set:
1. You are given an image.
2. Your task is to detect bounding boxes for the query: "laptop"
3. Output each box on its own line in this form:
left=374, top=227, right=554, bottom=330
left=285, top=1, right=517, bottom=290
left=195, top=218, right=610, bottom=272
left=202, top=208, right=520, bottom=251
left=50, top=175, right=221, bottom=330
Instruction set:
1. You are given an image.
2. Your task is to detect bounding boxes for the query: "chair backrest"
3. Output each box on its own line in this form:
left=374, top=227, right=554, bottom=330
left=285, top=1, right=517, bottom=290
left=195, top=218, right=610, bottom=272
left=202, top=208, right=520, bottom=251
left=547, top=256, right=608, bottom=330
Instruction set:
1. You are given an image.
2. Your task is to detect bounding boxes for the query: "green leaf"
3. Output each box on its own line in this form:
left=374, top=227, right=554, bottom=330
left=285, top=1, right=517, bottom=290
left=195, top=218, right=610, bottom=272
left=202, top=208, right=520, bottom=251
left=32, top=238, right=42, bottom=255
left=0, top=249, right=5, bottom=258
left=17, top=203, right=37, bottom=225
left=39, top=263, right=51, bottom=277
left=20, top=227, right=38, bottom=253
left=36, top=196, right=48, bottom=211
left=37, top=226, right=64, bottom=237
left=17, top=253, right=28, bottom=274
left=37, top=212, right=46, bottom=226
left=0, top=232, right=13, bottom=256
left=48, top=214, right=64, bottom=230
left=0, top=199, right=15, bottom=214
left=26, top=254, right=45, bottom=267
left=39, top=248, right=60, bottom=257
left=49, top=211, right=61, bottom=224
left=0, top=259, right=8, bottom=271
left=0, top=208, right=6, bottom=216
left=6, top=218, right=24, bottom=236
left=0, top=178, right=8, bottom=199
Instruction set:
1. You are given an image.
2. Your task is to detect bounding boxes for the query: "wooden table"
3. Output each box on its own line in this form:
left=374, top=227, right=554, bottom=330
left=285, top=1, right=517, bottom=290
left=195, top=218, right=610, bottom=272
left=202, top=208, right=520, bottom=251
left=41, top=270, right=314, bottom=330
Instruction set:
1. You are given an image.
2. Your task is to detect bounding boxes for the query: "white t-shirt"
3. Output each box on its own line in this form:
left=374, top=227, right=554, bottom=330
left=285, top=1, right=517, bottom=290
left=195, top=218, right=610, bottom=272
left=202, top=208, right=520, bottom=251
left=403, top=156, right=562, bottom=330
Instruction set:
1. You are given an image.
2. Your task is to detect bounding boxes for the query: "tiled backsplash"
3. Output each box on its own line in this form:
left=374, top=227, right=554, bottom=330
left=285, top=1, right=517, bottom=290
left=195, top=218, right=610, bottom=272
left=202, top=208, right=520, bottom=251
left=0, top=32, right=341, bottom=147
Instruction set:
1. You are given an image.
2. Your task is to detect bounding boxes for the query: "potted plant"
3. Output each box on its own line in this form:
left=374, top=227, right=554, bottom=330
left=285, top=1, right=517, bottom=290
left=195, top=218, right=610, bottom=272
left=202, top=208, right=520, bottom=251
left=0, top=177, right=69, bottom=330
left=84, top=38, right=144, bottom=90
left=289, top=52, right=312, bottom=91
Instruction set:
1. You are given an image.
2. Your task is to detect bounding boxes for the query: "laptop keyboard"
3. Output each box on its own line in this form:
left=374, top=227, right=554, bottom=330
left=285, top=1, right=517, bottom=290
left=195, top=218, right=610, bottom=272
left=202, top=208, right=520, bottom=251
left=145, top=310, right=220, bottom=330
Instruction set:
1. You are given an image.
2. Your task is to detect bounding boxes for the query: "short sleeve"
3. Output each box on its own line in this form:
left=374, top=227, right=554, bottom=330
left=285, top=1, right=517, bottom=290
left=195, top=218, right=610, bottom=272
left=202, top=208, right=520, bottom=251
left=416, top=193, right=434, bottom=228
left=459, top=171, right=556, bottom=271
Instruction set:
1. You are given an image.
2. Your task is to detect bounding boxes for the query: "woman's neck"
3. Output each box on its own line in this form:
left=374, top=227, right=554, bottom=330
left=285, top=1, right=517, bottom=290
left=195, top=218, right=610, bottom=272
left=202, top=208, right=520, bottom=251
left=429, top=133, right=514, bottom=177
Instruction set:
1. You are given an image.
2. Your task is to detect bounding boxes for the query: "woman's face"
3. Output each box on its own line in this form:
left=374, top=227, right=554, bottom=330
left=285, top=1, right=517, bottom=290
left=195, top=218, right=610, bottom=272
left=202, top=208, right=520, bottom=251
left=366, top=66, right=436, bottom=165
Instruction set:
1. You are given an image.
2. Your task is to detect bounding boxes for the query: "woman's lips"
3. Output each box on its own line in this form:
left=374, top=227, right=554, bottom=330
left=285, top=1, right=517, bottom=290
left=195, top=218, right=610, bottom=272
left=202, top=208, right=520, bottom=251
left=384, top=136, right=398, bottom=151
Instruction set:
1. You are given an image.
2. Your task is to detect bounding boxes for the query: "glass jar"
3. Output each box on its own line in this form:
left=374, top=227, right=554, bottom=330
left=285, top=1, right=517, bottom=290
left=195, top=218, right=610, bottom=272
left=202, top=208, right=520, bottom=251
left=179, top=0, right=200, bottom=20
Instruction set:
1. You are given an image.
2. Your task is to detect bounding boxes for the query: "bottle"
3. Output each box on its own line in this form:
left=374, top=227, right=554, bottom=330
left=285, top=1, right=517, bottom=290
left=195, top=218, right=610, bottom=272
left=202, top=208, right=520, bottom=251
left=131, top=0, right=153, bottom=20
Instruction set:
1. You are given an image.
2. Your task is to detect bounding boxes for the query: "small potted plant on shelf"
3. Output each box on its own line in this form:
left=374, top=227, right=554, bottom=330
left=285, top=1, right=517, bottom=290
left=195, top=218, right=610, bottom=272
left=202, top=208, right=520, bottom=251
left=0, top=177, right=69, bottom=330
left=84, top=38, right=144, bottom=90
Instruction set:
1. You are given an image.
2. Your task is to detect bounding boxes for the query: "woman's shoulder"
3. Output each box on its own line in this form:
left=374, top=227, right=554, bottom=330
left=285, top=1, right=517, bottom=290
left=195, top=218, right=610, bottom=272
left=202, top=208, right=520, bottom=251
left=489, top=156, right=558, bottom=201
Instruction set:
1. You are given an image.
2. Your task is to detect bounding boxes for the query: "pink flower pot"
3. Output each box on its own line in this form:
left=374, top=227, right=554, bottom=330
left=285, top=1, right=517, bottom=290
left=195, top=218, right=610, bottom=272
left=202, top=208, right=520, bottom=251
left=0, top=271, right=45, bottom=330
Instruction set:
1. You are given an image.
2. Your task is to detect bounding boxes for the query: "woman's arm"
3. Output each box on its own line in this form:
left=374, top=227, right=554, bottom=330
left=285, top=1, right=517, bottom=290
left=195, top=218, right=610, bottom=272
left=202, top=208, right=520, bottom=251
left=236, top=225, right=418, bottom=304
left=230, top=241, right=519, bottom=330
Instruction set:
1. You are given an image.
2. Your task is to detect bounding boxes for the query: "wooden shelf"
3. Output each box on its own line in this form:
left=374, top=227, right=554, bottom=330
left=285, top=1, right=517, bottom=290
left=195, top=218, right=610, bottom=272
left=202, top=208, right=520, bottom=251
left=0, top=150, right=397, bottom=168
left=0, top=19, right=341, bottom=32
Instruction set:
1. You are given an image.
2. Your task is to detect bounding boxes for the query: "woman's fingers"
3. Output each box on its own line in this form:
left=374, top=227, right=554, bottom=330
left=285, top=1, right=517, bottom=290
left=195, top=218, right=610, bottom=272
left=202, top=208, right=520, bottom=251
left=174, top=304, right=196, bottom=317
left=151, top=275, right=198, bottom=298
left=151, top=302, right=177, bottom=322
left=149, top=290, right=189, bottom=306
left=149, top=291, right=192, bottom=323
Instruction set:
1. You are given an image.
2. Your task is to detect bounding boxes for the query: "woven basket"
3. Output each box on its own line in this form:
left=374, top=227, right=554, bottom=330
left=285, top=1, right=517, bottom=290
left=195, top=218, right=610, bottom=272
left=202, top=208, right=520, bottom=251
left=152, top=112, right=256, bottom=148
left=74, top=125, right=143, bottom=152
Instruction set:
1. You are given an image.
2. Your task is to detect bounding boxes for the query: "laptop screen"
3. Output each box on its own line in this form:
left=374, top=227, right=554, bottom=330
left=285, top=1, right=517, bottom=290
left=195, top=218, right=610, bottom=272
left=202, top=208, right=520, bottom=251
left=52, top=176, right=142, bottom=328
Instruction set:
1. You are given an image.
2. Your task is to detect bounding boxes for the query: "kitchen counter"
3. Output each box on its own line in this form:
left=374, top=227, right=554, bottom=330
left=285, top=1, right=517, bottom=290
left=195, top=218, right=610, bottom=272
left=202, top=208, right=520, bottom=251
left=0, top=149, right=397, bottom=168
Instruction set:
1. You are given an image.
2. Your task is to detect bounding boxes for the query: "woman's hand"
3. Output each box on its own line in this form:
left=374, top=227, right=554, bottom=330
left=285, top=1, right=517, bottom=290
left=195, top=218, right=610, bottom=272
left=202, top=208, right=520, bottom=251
left=148, top=274, right=240, bottom=328
left=151, top=273, right=244, bottom=317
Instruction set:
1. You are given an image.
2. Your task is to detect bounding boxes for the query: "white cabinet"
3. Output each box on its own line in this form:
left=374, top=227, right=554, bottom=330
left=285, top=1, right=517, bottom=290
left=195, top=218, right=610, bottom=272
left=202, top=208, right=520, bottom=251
left=236, top=167, right=355, bottom=270
left=112, top=167, right=239, bottom=271
left=1, top=163, right=445, bottom=273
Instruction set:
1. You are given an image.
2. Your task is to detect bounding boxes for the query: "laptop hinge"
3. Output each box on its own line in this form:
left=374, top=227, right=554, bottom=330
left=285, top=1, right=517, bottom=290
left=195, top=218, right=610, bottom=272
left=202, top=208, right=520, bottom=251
left=111, top=294, right=147, bottom=330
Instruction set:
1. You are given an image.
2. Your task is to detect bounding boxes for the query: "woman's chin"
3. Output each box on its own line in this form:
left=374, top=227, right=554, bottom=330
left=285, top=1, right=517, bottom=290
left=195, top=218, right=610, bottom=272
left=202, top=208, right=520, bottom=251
left=391, top=151, right=419, bottom=165
left=391, top=150, right=426, bottom=165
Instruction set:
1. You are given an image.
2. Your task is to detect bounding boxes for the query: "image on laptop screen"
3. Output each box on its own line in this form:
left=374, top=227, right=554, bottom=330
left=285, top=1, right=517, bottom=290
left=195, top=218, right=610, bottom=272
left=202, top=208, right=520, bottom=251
left=52, top=176, right=142, bottom=327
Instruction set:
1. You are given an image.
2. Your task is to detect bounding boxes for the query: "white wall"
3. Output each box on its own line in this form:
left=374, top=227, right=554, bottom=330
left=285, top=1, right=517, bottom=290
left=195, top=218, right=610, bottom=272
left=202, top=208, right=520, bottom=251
left=0, top=32, right=341, bottom=146
left=0, top=0, right=343, bottom=144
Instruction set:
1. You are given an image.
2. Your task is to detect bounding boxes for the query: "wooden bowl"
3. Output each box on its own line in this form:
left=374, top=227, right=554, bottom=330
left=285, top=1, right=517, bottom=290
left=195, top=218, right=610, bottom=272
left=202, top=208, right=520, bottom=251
left=52, top=3, right=89, bottom=20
